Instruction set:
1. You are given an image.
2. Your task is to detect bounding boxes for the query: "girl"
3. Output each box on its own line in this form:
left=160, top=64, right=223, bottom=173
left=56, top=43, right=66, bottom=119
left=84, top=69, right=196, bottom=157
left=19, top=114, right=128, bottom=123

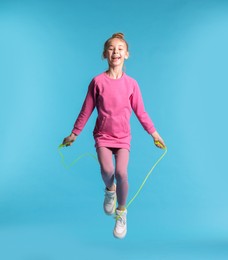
left=62, top=33, right=165, bottom=239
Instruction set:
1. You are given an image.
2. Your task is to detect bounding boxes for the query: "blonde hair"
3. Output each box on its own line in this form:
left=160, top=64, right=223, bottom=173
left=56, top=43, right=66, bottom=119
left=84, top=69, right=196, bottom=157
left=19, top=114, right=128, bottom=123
left=103, top=32, right=129, bottom=58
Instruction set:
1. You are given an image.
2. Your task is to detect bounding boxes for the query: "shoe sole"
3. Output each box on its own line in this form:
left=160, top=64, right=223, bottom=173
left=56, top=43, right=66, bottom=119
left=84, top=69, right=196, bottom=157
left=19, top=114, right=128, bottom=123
left=113, top=229, right=127, bottom=239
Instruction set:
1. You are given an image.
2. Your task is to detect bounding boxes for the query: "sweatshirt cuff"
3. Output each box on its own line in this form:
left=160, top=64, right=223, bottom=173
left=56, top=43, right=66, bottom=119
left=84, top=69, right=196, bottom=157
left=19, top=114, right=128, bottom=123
left=72, top=128, right=81, bottom=136
left=148, top=127, right=156, bottom=135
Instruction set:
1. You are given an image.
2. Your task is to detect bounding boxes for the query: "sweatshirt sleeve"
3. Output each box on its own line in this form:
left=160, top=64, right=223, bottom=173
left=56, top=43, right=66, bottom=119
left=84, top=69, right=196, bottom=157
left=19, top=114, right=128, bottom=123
left=72, top=79, right=96, bottom=135
left=130, top=81, right=156, bottom=134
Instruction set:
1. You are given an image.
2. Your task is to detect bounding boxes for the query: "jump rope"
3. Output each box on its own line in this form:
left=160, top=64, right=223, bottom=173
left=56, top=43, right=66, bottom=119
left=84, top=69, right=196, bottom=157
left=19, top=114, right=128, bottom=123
left=58, top=141, right=167, bottom=211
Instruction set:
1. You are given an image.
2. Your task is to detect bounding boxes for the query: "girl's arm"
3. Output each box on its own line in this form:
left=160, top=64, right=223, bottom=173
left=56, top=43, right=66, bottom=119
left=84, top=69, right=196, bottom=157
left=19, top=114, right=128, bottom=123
left=130, top=81, right=156, bottom=134
left=72, top=79, right=96, bottom=136
left=62, top=80, right=96, bottom=146
left=131, top=82, right=166, bottom=149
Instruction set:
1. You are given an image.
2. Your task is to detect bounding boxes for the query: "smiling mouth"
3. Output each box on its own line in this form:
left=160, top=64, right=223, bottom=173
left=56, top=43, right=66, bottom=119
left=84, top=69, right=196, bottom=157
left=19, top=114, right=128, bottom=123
left=112, top=57, right=120, bottom=61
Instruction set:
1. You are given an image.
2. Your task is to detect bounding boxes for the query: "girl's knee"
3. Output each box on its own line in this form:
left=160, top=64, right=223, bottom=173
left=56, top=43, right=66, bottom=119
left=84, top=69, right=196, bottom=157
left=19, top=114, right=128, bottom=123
left=101, top=166, right=115, bottom=177
left=115, top=170, right=128, bottom=183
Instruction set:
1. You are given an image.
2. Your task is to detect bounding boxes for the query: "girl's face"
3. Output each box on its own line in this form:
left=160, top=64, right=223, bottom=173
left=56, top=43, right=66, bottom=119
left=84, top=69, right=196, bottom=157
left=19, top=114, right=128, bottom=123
left=104, top=38, right=129, bottom=68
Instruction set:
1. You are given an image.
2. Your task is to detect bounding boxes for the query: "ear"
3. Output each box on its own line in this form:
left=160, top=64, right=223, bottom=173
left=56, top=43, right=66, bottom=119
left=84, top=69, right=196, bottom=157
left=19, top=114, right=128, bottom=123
left=103, top=51, right=107, bottom=59
left=125, top=51, right=129, bottom=60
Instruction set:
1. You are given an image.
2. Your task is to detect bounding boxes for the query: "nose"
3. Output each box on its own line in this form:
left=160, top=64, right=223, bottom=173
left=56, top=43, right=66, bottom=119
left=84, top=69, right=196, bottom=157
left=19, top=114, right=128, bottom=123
left=114, top=48, right=118, bottom=54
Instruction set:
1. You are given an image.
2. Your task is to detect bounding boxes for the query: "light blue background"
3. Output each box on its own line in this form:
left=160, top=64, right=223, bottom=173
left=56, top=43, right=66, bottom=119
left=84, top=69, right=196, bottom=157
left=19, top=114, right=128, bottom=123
left=1, top=0, right=228, bottom=259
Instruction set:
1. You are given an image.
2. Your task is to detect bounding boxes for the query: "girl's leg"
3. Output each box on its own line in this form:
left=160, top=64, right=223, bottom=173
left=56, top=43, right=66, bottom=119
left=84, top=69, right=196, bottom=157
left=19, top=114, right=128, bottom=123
left=114, top=148, right=129, bottom=209
left=97, top=147, right=115, bottom=191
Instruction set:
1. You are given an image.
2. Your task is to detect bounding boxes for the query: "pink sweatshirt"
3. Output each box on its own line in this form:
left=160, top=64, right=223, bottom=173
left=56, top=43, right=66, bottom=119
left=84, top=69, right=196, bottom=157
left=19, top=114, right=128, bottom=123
left=72, top=72, right=156, bottom=150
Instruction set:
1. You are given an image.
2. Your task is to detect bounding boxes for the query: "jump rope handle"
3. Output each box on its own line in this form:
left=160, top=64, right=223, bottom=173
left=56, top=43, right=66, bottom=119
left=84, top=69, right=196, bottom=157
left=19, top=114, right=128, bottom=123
left=58, top=142, right=72, bottom=148
left=154, top=140, right=166, bottom=150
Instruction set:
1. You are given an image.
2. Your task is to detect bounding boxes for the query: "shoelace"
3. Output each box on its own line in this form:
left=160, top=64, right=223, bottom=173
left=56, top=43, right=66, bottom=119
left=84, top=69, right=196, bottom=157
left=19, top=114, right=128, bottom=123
left=116, top=214, right=126, bottom=226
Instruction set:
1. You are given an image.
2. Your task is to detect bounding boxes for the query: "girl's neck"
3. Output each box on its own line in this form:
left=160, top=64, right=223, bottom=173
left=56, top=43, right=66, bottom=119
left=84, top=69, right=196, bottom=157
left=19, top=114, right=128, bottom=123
left=106, top=67, right=123, bottom=79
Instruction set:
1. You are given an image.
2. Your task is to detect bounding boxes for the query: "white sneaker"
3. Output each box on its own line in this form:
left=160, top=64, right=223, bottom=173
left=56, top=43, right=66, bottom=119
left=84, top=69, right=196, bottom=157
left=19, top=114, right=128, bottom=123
left=103, top=186, right=116, bottom=215
left=113, top=209, right=127, bottom=239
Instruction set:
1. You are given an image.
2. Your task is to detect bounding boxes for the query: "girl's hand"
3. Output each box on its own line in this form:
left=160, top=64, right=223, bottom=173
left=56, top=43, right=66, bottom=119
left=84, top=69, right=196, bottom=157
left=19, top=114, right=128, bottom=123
left=151, top=131, right=166, bottom=149
left=62, top=133, right=77, bottom=147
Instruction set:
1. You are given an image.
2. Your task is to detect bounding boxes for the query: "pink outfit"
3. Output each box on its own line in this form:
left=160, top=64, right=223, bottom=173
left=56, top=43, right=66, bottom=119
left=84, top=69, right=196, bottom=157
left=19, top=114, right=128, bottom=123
left=72, top=72, right=156, bottom=150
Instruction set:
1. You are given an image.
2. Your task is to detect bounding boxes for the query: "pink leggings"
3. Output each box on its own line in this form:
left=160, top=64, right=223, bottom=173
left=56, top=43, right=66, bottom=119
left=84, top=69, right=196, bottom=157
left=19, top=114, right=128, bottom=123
left=96, top=147, right=129, bottom=206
